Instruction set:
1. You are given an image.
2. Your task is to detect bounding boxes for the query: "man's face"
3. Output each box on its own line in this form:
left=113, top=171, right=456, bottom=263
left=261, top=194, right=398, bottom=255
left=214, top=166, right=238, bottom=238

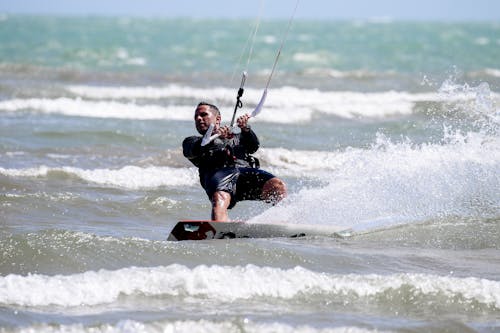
left=194, top=105, right=220, bottom=134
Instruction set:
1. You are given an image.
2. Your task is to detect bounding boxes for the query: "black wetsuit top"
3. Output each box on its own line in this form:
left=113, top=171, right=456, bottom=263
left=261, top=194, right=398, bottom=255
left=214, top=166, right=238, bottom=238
left=183, top=128, right=260, bottom=174
left=183, top=129, right=274, bottom=208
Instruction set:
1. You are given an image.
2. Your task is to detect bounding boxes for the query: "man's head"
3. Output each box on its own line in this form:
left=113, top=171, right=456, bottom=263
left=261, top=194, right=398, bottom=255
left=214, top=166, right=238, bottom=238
left=194, top=102, right=221, bottom=134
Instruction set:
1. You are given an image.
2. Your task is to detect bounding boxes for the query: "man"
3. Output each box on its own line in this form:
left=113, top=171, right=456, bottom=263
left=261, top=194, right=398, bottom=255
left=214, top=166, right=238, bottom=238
left=183, top=102, right=287, bottom=221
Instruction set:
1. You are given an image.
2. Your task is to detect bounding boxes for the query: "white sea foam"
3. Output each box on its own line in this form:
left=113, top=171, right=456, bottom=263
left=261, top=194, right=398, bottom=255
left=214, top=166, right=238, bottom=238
left=259, top=87, right=426, bottom=119
left=0, top=148, right=370, bottom=187
left=0, top=264, right=498, bottom=308
left=484, top=68, right=500, bottom=77
left=255, top=148, right=345, bottom=176
left=0, top=98, right=192, bottom=120
left=293, top=52, right=329, bottom=64
left=252, top=132, right=500, bottom=230
left=0, top=166, right=198, bottom=189
left=63, top=85, right=442, bottom=119
left=303, top=68, right=380, bottom=78
left=114, top=47, right=147, bottom=66
left=474, top=37, right=490, bottom=46
left=0, top=96, right=307, bottom=123
left=67, top=84, right=231, bottom=100
left=2, top=85, right=497, bottom=122
left=0, top=148, right=346, bottom=188
left=10, top=320, right=388, bottom=333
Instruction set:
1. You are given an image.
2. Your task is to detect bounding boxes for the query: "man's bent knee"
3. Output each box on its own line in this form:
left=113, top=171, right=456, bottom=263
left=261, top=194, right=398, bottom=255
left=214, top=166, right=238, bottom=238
left=261, top=178, right=287, bottom=205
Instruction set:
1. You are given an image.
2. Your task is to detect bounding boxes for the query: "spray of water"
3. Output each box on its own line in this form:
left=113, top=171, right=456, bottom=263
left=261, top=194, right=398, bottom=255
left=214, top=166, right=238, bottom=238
left=251, top=80, right=500, bottom=232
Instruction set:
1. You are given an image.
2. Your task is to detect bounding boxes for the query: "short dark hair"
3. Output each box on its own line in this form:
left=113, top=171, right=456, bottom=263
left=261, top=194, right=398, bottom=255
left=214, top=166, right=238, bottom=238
left=197, top=102, right=220, bottom=117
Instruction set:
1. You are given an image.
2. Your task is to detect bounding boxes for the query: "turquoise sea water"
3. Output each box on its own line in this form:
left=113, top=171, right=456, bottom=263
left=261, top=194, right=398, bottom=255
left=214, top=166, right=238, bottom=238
left=1, top=17, right=499, bottom=80
left=0, top=16, right=499, bottom=333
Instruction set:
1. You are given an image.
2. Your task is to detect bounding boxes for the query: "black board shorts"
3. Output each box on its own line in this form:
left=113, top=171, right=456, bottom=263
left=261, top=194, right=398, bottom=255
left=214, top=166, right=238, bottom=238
left=203, top=167, right=276, bottom=209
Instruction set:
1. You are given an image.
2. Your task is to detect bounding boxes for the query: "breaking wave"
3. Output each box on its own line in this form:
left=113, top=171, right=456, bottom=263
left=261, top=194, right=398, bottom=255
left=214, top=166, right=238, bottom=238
left=0, top=264, right=498, bottom=309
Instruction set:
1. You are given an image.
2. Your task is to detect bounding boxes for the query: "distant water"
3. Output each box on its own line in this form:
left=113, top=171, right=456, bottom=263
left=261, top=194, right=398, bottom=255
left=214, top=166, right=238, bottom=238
left=0, top=15, right=499, bottom=333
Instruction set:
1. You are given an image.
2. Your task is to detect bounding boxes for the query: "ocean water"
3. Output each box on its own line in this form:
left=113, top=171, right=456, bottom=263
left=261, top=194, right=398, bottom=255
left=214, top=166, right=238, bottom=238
left=0, top=15, right=499, bottom=333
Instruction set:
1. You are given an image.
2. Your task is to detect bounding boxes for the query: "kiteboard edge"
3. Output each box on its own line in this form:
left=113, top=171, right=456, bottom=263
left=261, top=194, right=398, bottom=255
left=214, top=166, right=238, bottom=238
left=167, top=220, right=352, bottom=241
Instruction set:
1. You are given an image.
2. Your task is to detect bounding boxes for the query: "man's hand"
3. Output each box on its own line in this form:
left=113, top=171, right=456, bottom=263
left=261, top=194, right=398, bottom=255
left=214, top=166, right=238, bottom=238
left=237, top=114, right=251, bottom=132
left=217, top=125, right=234, bottom=139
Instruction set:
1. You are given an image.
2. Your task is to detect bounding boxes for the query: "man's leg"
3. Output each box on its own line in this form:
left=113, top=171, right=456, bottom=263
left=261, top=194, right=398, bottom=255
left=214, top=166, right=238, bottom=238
left=211, top=191, right=232, bottom=221
left=261, top=178, right=287, bottom=204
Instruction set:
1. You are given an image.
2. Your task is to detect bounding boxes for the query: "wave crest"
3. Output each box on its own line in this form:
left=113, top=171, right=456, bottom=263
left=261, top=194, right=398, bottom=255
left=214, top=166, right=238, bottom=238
left=0, top=264, right=498, bottom=309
